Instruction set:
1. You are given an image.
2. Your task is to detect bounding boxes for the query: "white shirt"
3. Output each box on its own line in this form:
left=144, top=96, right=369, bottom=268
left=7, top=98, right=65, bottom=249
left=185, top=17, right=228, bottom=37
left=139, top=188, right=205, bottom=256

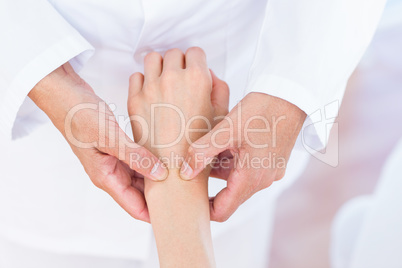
left=331, top=2, right=402, bottom=266
left=0, top=0, right=386, bottom=264
left=331, top=137, right=402, bottom=268
left=0, top=0, right=386, bottom=145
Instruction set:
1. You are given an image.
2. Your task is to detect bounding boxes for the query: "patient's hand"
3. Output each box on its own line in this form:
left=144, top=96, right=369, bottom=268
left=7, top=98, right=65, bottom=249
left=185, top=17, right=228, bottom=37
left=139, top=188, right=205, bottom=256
left=127, top=47, right=228, bottom=268
left=128, top=47, right=229, bottom=168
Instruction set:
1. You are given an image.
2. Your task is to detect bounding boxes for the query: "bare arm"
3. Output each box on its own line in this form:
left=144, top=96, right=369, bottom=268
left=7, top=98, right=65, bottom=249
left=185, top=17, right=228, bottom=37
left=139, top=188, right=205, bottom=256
left=146, top=168, right=213, bottom=267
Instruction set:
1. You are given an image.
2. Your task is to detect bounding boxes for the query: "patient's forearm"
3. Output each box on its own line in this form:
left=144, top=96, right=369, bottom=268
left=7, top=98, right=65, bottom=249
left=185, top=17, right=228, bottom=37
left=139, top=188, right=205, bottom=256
left=145, top=167, right=215, bottom=268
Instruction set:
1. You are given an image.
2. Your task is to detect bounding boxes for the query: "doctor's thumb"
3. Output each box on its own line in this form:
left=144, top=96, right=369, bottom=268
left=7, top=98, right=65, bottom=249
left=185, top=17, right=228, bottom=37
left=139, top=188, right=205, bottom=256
left=180, top=132, right=230, bottom=181
left=104, top=131, right=169, bottom=182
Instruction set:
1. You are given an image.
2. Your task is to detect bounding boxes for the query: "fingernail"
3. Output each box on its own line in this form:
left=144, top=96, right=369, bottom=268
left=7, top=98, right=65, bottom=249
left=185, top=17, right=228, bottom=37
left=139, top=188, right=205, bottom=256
left=150, top=162, right=168, bottom=181
left=180, top=161, right=193, bottom=180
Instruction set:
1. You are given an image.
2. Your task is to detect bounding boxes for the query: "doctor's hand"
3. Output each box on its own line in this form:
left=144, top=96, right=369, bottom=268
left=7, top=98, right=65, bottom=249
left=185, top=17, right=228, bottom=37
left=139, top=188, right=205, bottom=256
left=28, top=63, right=168, bottom=223
left=180, top=92, right=307, bottom=222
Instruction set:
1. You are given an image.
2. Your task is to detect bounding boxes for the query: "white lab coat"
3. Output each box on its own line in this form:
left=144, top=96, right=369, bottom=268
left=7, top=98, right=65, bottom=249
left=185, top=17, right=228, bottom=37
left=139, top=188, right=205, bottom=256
left=0, top=0, right=386, bottom=266
left=331, top=137, right=402, bottom=268
left=331, top=2, right=402, bottom=267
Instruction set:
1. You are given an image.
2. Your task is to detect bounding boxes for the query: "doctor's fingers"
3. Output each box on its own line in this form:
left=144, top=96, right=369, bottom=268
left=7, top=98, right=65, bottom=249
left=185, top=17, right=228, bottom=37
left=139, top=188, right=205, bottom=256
left=209, top=167, right=252, bottom=222
left=144, top=52, right=163, bottom=80
left=84, top=150, right=149, bottom=222
left=209, top=151, right=235, bottom=180
left=111, top=185, right=149, bottom=222
left=120, top=161, right=145, bottom=193
left=209, top=166, right=274, bottom=222
left=102, top=129, right=168, bottom=182
left=180, top=118, right=237, bottom=180
left=101, top=165, right=150, bottom=222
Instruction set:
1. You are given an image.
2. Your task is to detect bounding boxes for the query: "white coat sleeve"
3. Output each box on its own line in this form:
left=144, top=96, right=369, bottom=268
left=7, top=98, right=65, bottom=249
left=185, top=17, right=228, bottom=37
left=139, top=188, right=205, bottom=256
left=245, top=0, right=386, bottom=149
left=0, top=0, right=94, bottom=140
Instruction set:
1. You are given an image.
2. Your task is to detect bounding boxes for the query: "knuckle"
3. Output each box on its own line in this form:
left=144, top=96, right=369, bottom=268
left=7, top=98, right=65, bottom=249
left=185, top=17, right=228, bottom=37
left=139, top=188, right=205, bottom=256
left=214, top=212, right=230, bottom=223
left=94, top=173, right=111, bottom=191
left=166, top=48, right=183, bottom=56
left=135, top=208, right=148, bottom=221
left=222, top=107, right=229, bottom=116
left=212, top=199, right=236, bottom=223
left=187, top=46, right=205, bottom=57
left=221, top=81, right=230, bottom=92
left=274, top=169, right=286, bottom=181
left=259, top=177, right=274, bottom=190
left=101, top=178, right=113, bottom=191
left=91, top=178, right=103, bottom=189
left=145, top=51, right=162, bottom=62
left=188, top=65, right=207, bottom=76
left=129, top=72, right=143, bottom=83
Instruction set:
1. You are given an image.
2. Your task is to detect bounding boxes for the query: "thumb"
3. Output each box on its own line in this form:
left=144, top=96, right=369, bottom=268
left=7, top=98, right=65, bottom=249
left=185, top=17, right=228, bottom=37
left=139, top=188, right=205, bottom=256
left=180, top=119, right=234, bottom=180
left=105, top=129, right=168, bottom=181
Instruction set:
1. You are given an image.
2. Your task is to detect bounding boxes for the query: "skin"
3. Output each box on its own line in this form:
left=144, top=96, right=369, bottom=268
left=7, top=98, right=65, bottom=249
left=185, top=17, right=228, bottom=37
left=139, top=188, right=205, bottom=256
left=28, top=46, right=305, bottom=230
left=127, top=47, right=229, bottom=268
left=181, top=93, right=307, bottom=222
left=28, top=63, right=168, bottom=223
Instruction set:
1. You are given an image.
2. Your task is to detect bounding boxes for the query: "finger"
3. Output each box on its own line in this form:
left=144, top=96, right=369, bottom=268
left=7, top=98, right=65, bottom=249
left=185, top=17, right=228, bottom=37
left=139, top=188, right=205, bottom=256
left=113, top=185, right=149, bottom=222
left=209, top=150, right=234, bottom=179
left=144, top=52, right=163, bottom=80
left=209, top=158, right=234, bottom=180
left=131, top=176, right=145, bottom=193
left=102, top=160, right=150, bottom=222
left=128, top=72, right=144, bottom=97
left=105, top=129, right=168, bottom=181
left=210, top=69, right=229, bottom=115
left=180, top=119, right=234, bottom=180
left=163, top=48, right=185, bottom=70
left=120, top=161, right=145, bottom=193
left=125, top=145, right=168, bottom=182
left=185, top=47, right=208, bottom=71
left=209, top=169, right=251, bottom=222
